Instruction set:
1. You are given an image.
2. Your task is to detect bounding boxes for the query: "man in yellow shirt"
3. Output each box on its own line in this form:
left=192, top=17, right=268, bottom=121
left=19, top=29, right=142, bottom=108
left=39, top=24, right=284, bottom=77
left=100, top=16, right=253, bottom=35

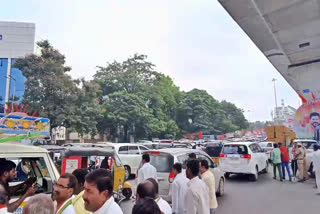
left=200, top=160, right=218, bottom=214
left=72, top=169, right=91, bottom=214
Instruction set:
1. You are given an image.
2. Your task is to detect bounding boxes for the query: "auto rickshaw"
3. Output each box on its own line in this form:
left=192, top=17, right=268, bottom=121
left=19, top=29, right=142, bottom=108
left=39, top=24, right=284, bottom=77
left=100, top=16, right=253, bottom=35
left=61, top=146, right=132, bottom=201
left=204, top=141, right=224, bottom=165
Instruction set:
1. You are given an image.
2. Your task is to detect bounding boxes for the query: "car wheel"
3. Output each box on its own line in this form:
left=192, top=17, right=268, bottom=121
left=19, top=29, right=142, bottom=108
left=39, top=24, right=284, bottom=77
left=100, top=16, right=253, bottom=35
left=122, top=187, right=133, bottom=200
left=262, top=161, right=269, bottom=173
left=217, top=178, right=224, bottom=197
left=124, top=166, right=131, bottom=180
left=250, top=166, right=259, bottom=181
left=225, top=172, right=230, bottom=179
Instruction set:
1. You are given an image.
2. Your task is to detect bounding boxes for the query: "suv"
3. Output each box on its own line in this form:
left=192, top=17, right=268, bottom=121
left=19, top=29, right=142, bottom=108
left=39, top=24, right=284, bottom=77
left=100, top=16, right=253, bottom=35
left=259, top=141, right=275, bottom=161
left=220, top=142, right=268, bottom=181
left=0, top=142, right=60, bottom=214
left=95, top=143, right=149, bottom=180
left=142, top=148, right=225, bottom=202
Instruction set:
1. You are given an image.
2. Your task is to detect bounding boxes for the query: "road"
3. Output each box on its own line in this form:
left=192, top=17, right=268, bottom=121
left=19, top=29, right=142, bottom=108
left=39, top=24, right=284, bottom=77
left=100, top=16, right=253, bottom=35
left=121, top=168, right=320, bottom=214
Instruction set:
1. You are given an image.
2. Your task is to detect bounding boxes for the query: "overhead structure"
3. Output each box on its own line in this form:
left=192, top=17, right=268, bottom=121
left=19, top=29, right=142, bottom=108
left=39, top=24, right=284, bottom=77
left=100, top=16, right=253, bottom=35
left=218, top=0, right=320, bottom=101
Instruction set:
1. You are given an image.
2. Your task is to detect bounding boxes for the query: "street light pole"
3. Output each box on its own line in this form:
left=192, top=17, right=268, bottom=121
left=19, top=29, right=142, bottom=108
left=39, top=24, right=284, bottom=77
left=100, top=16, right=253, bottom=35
left=272, top=78, right=278, bottom=124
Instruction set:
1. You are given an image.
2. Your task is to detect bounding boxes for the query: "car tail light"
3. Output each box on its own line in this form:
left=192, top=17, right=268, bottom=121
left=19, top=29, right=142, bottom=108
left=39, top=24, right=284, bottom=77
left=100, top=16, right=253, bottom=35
left=240, top=154, right=251, bottom=159
left=151, top=151, right=160, bottom=155
left=169, top=172, right=175, bottom=183
left=220, top=153, right=227, bottom=158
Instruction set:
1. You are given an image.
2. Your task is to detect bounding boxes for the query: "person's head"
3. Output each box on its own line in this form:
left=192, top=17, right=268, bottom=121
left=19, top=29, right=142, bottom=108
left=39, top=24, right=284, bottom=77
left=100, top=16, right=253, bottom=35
left=0, top=185, right=8, bottom=205
left=83, top=169, right=113, bottom=212
left=297, top=143, right=302, bottom=148
left=72, top=169, right=89, bottom=195
left=314, top=145, right=320, bottom=151
left=186, top=160, right=199, bottom=179
left=23, top=194, right=54, bottom=214
left=200, top=159, right=209, bottom=174
left=136, top=180, right=155, bottom=202
left=146, top=178, right=159, bottom=197
left=188, top=153, right=196, bottom=160
left=142, top=153, right=150, bottom=164
left=172, top=163, right=182, bottom=177
left=0, top=160, right=17, bottom=182
left=310, top=112, right=320, bottom=128
left=132, top=198, right=161, bottom=214
left=53, top=173, right=77, bottom=203
left=273, top=144, right=278, bottom=148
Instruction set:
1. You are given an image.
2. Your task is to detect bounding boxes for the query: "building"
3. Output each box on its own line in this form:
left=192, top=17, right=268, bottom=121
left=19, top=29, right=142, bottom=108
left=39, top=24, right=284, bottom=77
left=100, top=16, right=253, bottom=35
left=0, top=21, right=35, bottom=112
left=273, top=99, right=296, bottom=129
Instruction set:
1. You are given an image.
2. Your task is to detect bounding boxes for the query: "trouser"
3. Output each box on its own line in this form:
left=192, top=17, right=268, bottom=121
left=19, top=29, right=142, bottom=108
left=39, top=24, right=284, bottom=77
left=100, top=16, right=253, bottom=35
left=210, top=208, right=216, bottom=214
left=303, top=158, right=309, bottom=180
left=297, top=160, right=305, bottom=180
left=316, top=169, right=320, bottom=192
left=273, top=163, right=282, bottom=179
left=281, top=162, right=292, bottom=180
left=291, top=160, right=298, bottom=177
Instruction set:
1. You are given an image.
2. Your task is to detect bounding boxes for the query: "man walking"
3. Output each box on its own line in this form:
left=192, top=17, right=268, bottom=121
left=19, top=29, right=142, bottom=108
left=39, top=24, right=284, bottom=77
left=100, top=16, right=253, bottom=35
left=271, top=144, right=283, bottom=181
left=279, top=143, right=292, bottom=181
left=172, top=163, right=189, bottom=214
left=184, top=160, right=209, bottom=214
left=137, top=154, right=157, bottom=184
left=54, top=173, right=77, bottom=214
left=291, top=141, right=298, bottom=178
left=312, top=145, right=320, bottom=194
left=295, top=143, right=306, bottom=182
left=200, top=160, right=218, bottom=214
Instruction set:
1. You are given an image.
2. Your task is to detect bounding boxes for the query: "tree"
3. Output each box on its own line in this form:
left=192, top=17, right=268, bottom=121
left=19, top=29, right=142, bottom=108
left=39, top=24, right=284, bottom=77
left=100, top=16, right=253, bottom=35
left=220, top=100, right=249, bottom=129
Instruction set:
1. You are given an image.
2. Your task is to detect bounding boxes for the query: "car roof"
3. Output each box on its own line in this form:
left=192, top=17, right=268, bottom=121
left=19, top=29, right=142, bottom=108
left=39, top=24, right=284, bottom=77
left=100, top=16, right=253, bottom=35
left=146, top=148, right=204, bottom=156
left=293, top=139, right=317, bottom=143
left=96, top=143, right=148, bottom=147
left=64, top=147, right=114, bottom=157
left=223, top=142, right=256, bottom=146
left=0, top=143, right=49, bottom=154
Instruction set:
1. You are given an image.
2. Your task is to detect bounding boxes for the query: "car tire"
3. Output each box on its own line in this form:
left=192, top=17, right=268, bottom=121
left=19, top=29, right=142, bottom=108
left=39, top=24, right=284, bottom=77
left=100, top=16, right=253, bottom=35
left=262, top=161, right=269, bottom=173
left=225, top=172, right=230, bottom=179
left=217, top=178, right=224, bottom=197
left=124, top=166, right=131, bottom=180
left=250, top=166, right=259, bottom=181
left=122, top=187, right=133, bottom=200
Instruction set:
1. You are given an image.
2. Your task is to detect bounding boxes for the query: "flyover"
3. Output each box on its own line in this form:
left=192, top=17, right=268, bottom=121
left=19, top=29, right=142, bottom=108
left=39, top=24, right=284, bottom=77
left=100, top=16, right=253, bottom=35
left=218, top=0, right=320, bottom=101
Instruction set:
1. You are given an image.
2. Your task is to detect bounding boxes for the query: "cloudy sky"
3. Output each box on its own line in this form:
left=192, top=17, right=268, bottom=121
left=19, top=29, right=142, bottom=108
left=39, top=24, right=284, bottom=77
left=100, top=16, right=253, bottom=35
left=1, top=0, right=300, bottom=121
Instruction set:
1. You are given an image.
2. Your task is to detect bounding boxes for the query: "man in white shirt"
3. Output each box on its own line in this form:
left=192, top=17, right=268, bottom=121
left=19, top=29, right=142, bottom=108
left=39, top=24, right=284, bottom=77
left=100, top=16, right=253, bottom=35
left=200, top=160, right=218, bottom=214
left=184, top=160, right=209, bottom=214
left=147, top=178, right=172, bottom=214
left=172, top=163, right=189, bottom=214
left=137, top=154, right=157, bottom=184
left=54, top=173, right=77, bottom=214
left=312, top=145, right=320, bottom=194
left=83, top=169, right=123, bottom=214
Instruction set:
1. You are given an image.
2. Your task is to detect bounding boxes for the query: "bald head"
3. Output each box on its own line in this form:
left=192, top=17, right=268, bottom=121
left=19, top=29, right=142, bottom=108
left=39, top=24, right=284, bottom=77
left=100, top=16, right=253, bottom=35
left=136, top=180, right=156, bottom=202
left=23, top=194, right=54, bottom=214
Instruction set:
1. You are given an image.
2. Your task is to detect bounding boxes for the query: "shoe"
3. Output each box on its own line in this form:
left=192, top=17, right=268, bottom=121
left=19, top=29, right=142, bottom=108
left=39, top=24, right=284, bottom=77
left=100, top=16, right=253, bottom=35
left=316, top=193, right=320, bottom=195
left=289, top=178, right=292, bottom=182
left=282, top=177, right=285, bottom=180
left=297, top=179, right=305, bottom=183
left=280, top=179, right=283, bottom=182
left=273, top=177, right=276, bottom=180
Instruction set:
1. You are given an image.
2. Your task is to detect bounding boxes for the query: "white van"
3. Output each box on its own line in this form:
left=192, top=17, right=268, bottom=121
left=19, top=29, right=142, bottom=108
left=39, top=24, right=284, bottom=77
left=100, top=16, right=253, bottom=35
left=0, top=142, right=60, bottom=214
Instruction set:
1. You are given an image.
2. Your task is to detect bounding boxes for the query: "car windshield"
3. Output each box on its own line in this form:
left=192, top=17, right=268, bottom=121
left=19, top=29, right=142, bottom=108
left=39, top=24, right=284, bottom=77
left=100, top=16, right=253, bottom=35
left=149, top=153, right=173, bottom=173
left=222, top=145, right=248, bottom=155
left=206, top=145, right=223, bottom=157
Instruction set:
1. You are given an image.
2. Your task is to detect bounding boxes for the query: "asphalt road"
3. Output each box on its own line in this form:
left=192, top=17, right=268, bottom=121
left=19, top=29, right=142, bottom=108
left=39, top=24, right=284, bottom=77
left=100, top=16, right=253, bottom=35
left=121, top=168, right=320, bottom=214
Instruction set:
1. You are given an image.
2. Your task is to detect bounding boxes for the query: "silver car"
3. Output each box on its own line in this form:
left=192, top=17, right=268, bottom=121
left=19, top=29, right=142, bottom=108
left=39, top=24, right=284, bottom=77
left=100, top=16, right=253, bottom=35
left=142, top=148, right=225, bottom=202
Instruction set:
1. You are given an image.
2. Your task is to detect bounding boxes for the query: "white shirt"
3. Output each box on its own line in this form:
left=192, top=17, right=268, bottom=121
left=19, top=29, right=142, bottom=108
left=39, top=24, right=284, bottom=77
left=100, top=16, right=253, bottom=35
left=93, top=196, right=123, bottom=214
left=184, top=177, right=210, bottom=214
left=0, top=207, right=9, bottom=214
left=137, top=162, right=157, bottom=184
left=172, top=173, right=189, bottom=214
left=312, top=150, right=320, bottom=172
left=57, top=198, right=76, bottom=214
left=156, top=197, right=172, bottom=214
left=201, top=170, right=218, bottom=209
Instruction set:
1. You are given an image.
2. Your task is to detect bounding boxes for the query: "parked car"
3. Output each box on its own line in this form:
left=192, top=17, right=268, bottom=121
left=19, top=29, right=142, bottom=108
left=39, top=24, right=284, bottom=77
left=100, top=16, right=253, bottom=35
left=95, top=143, right=149, bottom=180
left=259, top=141, right=275, bottom=161
left=220, top=142, right=269, bottom=181
left=141, top=148, right=225, bottom=202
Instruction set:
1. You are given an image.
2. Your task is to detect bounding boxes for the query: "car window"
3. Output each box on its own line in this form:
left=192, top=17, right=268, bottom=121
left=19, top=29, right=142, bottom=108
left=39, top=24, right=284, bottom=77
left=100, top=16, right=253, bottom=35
left=118, top=146, right=128, bottom=154
left=198, top=154, right=215, bottom=167
left=222, top=145, right=248, bottom=155
left=256, top=144, right=263, bottom=152
left=249, top=144, right=258, bottom=153
left=139, top=146, right=148, bottom=152
left=177, top=154, right=189, bottom=169
left=128, top=146, right=139, bottom=155
left=149, top=153, right=174, bottom=173
left=267, top=143, right=272, bottom=147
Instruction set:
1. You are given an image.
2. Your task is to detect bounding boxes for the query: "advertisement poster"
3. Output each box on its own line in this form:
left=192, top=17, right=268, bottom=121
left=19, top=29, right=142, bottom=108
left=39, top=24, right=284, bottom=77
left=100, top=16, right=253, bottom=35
left=293, top=100, right=320, bottom=139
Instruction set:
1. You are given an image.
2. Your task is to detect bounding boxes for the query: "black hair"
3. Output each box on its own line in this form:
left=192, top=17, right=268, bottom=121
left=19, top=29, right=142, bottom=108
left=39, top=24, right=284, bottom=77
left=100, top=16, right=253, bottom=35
left=85, top=169, right=113, bottom=194
left=60, top=173, right=78, bottom=193
left=314, top=144, right=319, bottom=151
left=72, top=169, right=89, bottom=186
left=142, top=153, right=150, bottom=162
left=136, top=181, right=156, bottom=199
left=147, top=178, right=159, bottom=195
left=0, top=160, right=16, bottom=176
left=310, top=112, right=320, bottom=119
left=200, top=159, right=209, bottom=170
left=132, top=198, right=161, bottom=214
left=274, top=144, right=278, bottom=148
left=173, top=163, right=182, bottom=173
left=188, top=153, right=196, bottom=159
left=187, top=160, right=200, bottom=176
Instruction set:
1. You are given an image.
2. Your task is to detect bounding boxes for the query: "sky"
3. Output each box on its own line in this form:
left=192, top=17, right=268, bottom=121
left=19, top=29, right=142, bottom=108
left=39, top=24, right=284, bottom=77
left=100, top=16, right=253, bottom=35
left=1, top=0, right=300, bottom=122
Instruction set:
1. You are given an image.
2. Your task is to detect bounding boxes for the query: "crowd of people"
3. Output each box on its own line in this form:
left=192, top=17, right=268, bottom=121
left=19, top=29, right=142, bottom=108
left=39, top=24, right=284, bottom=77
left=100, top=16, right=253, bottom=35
left=0, top=152, right=218, bottom=214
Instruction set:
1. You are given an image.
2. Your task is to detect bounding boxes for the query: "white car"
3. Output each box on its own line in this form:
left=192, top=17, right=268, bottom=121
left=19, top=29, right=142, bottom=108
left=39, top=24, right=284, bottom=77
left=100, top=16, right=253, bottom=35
left=220, top=142, right=269, bottom=181
left=259, top=141, right=275, bottom=161
left=95, top=142, right=149, bottom=180
left=141, top=148, right=225, bottom=202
